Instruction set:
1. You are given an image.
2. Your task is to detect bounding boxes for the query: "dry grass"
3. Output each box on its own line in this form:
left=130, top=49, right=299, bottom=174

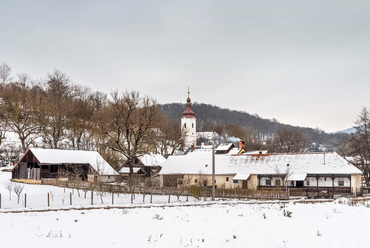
left=11, top=179, right=41, bottom=184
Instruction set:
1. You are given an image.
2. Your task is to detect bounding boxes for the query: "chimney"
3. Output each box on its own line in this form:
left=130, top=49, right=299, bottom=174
left=238, top=141, right=245, bottom=149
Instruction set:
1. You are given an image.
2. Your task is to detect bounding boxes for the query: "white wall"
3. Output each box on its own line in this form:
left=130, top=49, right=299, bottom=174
left=309, top=177, right=351, bottom=187
left=181, top=117, right=197, bottom=147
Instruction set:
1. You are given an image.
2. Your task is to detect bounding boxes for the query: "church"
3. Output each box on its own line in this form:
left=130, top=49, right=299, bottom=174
left=181, top=89, right=197, bottom=147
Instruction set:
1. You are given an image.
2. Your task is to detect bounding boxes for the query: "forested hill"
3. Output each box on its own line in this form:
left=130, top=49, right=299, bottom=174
left=158, top=102, right=348, bottom=150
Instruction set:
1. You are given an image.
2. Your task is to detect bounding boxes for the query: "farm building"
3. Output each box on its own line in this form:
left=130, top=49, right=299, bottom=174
left=159, top=147, right=362, bottom=196
left=12, top=148, right=120, bottom=183
left=119, top=153, right=166, bottom=179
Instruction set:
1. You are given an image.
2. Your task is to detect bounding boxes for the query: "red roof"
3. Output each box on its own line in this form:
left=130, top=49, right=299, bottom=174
left=182, top=96, right=195, bottom=118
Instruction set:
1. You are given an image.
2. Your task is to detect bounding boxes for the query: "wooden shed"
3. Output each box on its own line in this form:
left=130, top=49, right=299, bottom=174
left=12, top=148, right=120, bottom=183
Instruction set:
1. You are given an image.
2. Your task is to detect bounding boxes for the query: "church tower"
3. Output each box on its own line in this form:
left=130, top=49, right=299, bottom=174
left=181, top=88, right=197, bottom=147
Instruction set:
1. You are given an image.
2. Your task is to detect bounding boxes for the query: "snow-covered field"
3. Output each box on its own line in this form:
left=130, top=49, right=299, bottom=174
left=1, top=169, right=370, bottom=248
left=0, top=169, right=194, bottom=209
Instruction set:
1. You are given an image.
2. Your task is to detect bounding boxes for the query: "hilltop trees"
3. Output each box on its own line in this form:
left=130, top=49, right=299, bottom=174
left=0, top=64, right=186, bottom=169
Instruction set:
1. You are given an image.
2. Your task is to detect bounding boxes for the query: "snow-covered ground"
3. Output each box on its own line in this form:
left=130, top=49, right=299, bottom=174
left=0, top=169, right=195, bottom=209
left=1, top=168, right=370, bottom=248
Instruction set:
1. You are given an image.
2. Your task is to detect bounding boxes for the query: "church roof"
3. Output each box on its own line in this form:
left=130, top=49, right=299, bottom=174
left=182, top=90, right=195, bottom=118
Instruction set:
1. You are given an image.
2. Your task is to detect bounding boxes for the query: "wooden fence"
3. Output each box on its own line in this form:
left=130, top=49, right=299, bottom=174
left=40, top=179, right=355, bottom=200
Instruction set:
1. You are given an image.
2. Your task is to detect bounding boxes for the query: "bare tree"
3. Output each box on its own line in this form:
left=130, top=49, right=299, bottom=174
left=344, top=107, right=370, bottom=186
left=66, top=85, right=98, bottom=150
left=4, top=181, right=13, bottom=200
left=0, top=62, right=12, bottom=84
left=41, top=70, right=72, bottom=148
left=13, top=183, right=24, bottom=204
left=270, top=127, right=307, bottom=153
left=0, top=82, right=43, bottom=152
left=157, top=117, right=185, bottom=158
left=94, top=90, right=161, bottom=186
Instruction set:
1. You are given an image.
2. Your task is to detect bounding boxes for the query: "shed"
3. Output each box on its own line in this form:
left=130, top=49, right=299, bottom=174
left=12, top=148, right=120, bottom=183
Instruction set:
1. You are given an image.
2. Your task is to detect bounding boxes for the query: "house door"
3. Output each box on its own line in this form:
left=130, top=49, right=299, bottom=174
left=242, top=180, right=248, bottom=189
left=296, top=181, right=304, bottom=187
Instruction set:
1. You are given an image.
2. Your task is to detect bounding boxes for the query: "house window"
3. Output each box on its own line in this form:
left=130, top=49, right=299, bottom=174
left=192, top=123, right=194, bottom=128
left=203, top=180, right=208, bottom=187
left=108, top=176, right=111, bottom=179
left=226, top=177, right=229, bottom=182
left=324, top=177, right=326, bottom=181
left=184, top=123, right=187, bottom=128
left=275, top=180, right=280, bottom=186
left=306, top=180, right=310, bottom=186
left=233, top=180, right=239, bottom=184
left=265, top=179, right=271, bottom=186
left=194, top=179, right=198, bottom=183
left=338, top=180, right=344, bottom=186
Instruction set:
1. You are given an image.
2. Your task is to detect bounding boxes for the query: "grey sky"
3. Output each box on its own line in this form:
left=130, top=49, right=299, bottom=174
left=1, top=1, right=370, bottom=132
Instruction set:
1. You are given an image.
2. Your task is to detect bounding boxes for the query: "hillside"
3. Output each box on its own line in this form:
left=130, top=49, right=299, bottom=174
left=159, top=102, right=349, bottom=151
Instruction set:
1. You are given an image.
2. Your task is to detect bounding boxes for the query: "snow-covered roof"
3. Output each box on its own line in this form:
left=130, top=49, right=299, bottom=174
left=139, top=153, right=166, bottom=167
left=244, top=150, right=269, bottom=155
left=233, top=173, right=251, bottom=180
left=28, top=148, right=119, bottom=176
left=119, top=167, right=142, bottom=174
left=215, top=143, right=233, bottom=152
left=286, top=173, right=307, bottom=181
left=160, top=152, right=362, bottom=176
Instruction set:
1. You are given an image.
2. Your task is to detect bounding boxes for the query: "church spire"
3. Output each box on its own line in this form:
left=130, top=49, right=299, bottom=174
left=182, top=87, right=195, bottom=118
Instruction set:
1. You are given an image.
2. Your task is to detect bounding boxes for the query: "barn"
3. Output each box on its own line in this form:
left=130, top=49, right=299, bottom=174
left=12, top=148, right=120, bottom=183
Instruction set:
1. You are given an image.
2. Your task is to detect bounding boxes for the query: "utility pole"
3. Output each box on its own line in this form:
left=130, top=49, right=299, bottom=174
left=212, top=137, right=215, bottom=201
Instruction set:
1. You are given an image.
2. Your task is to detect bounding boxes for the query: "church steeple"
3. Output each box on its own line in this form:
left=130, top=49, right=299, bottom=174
left=182, top=87, right=195, bottom=118
left=181, top=87, right=197, bottom=147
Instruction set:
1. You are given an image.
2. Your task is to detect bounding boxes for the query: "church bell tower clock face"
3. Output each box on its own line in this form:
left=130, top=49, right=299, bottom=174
left=181, top=88, right=197, bottom=147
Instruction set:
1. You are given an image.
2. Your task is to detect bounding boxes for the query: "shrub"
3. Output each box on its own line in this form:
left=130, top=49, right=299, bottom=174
left=190, top=185, right=201, bottom=199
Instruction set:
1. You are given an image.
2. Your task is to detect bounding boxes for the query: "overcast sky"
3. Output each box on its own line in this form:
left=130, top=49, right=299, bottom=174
left=1, top=0, right=370, bottom=132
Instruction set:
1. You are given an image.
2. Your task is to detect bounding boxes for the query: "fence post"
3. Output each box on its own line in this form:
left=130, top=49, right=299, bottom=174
left=150, top=192, right=153, bottom=204
left=70, top=192, right=72, bottom=205
left=91, top=191, right=93, bottom=205
left=24, top=193, right=27, bottom=208
left=168, top=192, right=171, bottom=203
left=112, top=193, right=114, bottom=205
left=48, top=193, right=50, bottom=207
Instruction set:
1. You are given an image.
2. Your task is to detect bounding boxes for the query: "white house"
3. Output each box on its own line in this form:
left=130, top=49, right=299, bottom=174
left=159, top=148, right=362, bottom=195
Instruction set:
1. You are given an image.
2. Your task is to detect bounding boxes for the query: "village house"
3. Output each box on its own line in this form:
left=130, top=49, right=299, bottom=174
left=159, top=146, right=362, bottom=196
left=119, top=153, right=166, bottom=180
left=12, top=148, right=120, bottom=183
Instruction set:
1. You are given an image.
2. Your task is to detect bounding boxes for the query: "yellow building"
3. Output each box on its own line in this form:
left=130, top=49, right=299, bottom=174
left=159, top=147, right=362, bottom=195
